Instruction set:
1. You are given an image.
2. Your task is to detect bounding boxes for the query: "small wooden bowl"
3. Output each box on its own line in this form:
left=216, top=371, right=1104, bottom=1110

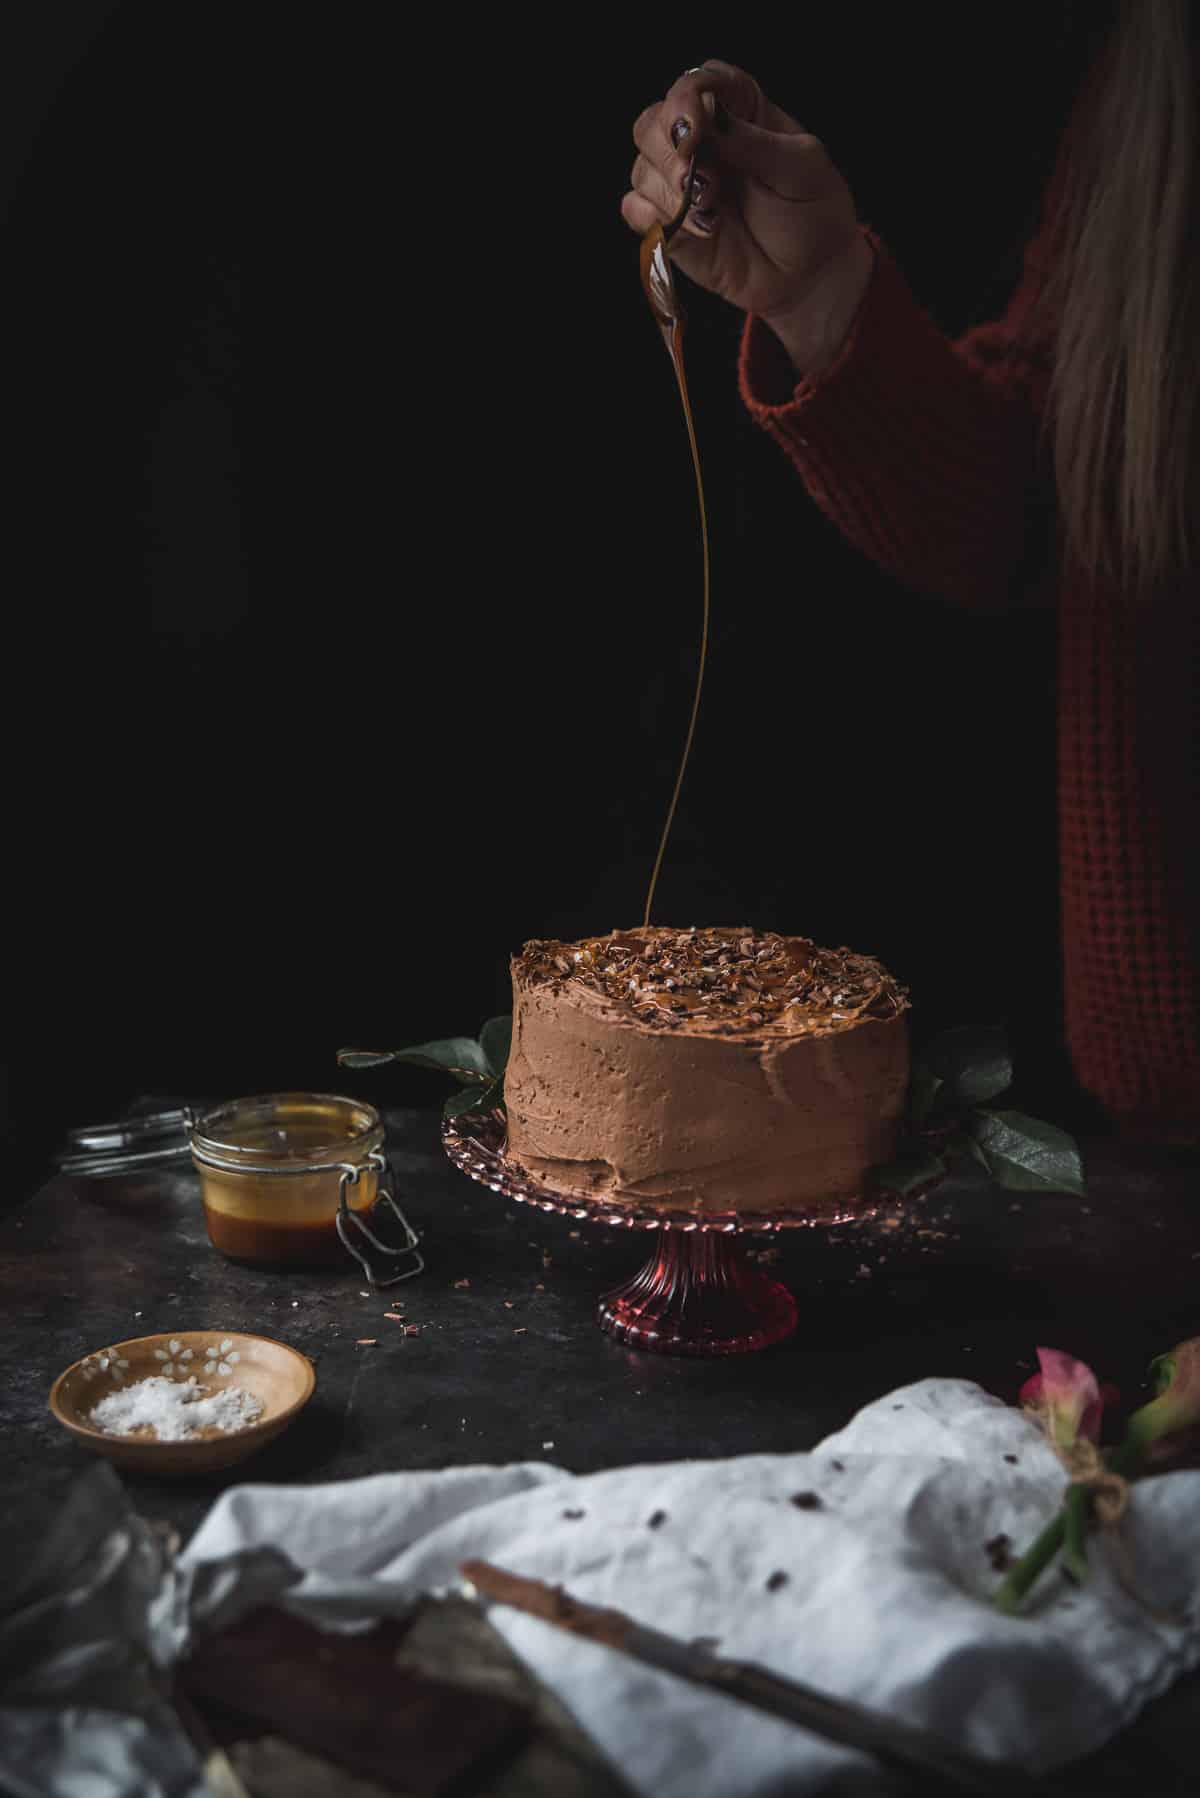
left=49, top=1331, right=315, bottom=1475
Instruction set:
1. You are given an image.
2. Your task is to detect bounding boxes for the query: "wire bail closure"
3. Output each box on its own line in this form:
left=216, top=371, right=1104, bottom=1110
left=335, top=1150, right=424, bottom=1289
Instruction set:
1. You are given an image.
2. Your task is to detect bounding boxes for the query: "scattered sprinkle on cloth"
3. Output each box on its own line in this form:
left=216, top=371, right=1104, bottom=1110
left=89, top=1375, right=262, bottom=1441
left=179, top=1379, right=1200, bottom=1795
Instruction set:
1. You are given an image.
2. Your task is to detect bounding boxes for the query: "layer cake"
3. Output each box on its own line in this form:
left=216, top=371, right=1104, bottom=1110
left=505, top=926, right=910, bottom=1216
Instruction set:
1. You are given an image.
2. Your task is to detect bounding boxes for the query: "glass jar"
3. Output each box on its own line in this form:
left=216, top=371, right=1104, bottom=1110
left=190, top=1092, right=386, bottom=1269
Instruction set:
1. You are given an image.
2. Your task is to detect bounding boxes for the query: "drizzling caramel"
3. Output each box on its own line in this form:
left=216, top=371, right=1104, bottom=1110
left=638, top=220, right=710, bottom=929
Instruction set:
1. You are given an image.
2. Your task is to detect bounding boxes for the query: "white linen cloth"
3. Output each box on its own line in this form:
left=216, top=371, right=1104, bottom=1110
left=181, top=1378, right=1200, bottom=1795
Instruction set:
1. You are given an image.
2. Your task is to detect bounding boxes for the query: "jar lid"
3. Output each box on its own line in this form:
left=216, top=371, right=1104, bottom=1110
left=57, top=1106, right=199, bottom=1178
left=190, top=1093, right=381, bottom=1174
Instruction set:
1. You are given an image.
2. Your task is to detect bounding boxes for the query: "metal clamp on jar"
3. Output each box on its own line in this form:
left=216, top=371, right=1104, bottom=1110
left=60, top=1094, right=424, bottom=1289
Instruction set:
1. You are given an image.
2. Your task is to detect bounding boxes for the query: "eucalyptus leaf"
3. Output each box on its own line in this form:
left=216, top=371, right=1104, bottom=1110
left=480, top=1014, right=513, bottom=1081
left=920, top=1025, right=1013, bottom=1106
left=909, top=1063, right=944, bottom=1125
left=339, top=1036, right=491, bottom=1081
left=869, top=1145, right=947, bottom=1198
left=443, top=1081, right=502, bottom=1120
left=967, top=1109, right=1084, bottom=1195
left=950, top=1130, right=993, bottom=1176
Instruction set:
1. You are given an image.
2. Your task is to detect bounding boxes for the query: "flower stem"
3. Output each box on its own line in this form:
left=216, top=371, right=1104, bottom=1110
left=993, top=1513, right=1066, bottom=1613
left=1062, top=1484, right=1091, bottom=1584
left=994, top=1430, right=1153, bottom=1614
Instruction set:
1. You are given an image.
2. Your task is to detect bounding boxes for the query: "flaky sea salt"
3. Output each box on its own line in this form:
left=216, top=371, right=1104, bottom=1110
left=88, top=1375, right=263, bottom=1441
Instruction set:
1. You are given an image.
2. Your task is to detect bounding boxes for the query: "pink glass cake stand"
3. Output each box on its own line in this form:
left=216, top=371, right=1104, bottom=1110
left=443, top=1111, right=930, bottom=1358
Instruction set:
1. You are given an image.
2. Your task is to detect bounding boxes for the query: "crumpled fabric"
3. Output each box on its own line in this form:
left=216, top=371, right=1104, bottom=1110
left=5, top=1379, right=1198, bottom=1796
left=178, top=1378, right=1200, bottom=1795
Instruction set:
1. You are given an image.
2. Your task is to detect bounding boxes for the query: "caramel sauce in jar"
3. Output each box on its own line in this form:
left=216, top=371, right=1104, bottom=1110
left=191, top=1093, right=382, bottom=1268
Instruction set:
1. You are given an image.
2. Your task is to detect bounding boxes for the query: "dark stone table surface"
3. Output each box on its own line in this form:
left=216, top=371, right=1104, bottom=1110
left=3, top=1104, right=1198, bottom=1793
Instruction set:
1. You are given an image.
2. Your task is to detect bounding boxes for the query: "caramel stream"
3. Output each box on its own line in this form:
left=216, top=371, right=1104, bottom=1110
left=639, top=222, right=710, bottom=929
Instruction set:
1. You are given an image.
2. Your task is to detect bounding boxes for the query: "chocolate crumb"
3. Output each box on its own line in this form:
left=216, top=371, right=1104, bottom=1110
left=831, top=1460, right=845, bottom=1472
left=563, top=1508, right=585, bottom=1521
left=790, top=1491, right=823, bottom=1511
left=766, top=1571, right=789, bottom=1592
left=1004, top=1454, right=1019, bottom=1465
left=985, top=1533, right=1013, bottom=1572
left=515, top=929, right=908, bottom=1035
left=404, top=1325, right=421, bottom=1337
left=647, top=1510, right=668, bottom=1530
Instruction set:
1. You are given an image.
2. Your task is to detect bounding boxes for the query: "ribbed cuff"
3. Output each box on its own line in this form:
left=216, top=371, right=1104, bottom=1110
left=737, top=228, right=950, bottom=443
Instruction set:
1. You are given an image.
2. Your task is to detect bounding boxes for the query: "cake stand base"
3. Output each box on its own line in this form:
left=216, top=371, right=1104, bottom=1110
left=442, top=1112, right=930, bottom=1359
left=598, top=1230, right=798, bottom=1356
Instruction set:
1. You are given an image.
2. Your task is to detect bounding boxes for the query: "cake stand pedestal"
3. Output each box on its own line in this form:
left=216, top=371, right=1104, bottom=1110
left=443, top=1112, right=924, bottom=1358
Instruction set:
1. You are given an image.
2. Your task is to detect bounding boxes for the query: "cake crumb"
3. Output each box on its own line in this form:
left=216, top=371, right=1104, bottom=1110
left=766, top=1571, right=789, bottom=1593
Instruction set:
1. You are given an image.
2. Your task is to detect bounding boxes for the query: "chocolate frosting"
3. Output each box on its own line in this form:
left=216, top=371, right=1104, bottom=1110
left=505, top=927, right=910, bottom=1217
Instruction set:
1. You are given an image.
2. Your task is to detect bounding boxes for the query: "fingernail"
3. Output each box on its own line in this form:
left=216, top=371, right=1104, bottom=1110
left=690, top=206, right=717, bottom=233
left=670, top=117, right=691, bottom=149
left=689, top=169, right=710, bottom=204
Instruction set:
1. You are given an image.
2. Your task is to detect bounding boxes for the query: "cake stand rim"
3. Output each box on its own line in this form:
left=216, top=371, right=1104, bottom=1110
left=441, top=1111, right=938, bottom=1233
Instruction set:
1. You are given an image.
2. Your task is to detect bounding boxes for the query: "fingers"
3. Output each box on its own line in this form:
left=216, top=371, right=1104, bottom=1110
left=630, top=61, right=817, bottom=240
left=663, top=60, right=805, bottom=149
left=626, top=145, right=719, bottom=242
left=629, top=148, right=685, bottom=229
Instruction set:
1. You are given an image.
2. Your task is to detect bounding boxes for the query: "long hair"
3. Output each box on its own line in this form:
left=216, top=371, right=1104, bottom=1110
left=1041, top=0, right=1200, bottom=595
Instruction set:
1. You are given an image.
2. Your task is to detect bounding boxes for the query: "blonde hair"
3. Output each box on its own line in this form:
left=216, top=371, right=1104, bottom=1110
left=1042, top=0, right=1199, bottom=594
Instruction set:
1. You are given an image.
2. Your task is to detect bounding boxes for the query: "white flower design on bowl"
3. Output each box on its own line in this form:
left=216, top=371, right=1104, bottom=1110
left=152, top=1339, right=195, bottom=1378
left=203, top=1339, right=241, bottom=1377
left=80, top=1350, right=131, bottom=1382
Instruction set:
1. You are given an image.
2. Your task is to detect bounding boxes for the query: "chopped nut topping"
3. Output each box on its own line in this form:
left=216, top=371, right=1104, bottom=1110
left=516, top=927, right=907, bottom=1036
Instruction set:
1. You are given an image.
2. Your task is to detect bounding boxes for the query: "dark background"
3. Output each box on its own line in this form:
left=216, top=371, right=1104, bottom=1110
left=2, top=3, right=1115, bottom=1186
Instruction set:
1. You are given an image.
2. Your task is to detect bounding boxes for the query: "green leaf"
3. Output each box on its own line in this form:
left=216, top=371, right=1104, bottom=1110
left=921, top=1025, right=1013, bottom=1106
left=338, top=1037, right=491, bottom=1081
left=909, top=1063, right=944, bottom=1125
left=869, top=1145, right=947, bottom=1197
left=966, top=1109, right=1084, bottom=1195
left=955, top=1130, right=993, bottom=1176
left=443, top=1081, right=502, bottom=1120
left=479, top=1015, right=513, bottom=1081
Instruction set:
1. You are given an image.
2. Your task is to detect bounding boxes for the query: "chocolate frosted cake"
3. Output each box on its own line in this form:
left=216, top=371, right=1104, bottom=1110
left=505, top=927, right=910, bottom=1217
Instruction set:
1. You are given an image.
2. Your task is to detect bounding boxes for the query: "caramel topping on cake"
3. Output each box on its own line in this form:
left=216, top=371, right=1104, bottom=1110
left=515, top=927, right=908, bottom=1037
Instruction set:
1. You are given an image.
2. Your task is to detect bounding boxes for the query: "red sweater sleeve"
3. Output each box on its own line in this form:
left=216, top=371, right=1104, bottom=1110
left=738, top=223, right=1056, bottom=612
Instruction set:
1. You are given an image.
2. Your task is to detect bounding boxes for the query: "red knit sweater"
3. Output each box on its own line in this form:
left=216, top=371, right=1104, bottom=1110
left=737, top=152, right=1198, bottom=1138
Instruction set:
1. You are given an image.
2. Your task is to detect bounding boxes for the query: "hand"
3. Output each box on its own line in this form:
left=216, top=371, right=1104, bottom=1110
left=623, top=59, right=874, bottom=370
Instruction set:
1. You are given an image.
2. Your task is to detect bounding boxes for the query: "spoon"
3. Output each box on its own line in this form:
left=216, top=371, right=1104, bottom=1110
left=640, top=154, right=697, bottom=334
